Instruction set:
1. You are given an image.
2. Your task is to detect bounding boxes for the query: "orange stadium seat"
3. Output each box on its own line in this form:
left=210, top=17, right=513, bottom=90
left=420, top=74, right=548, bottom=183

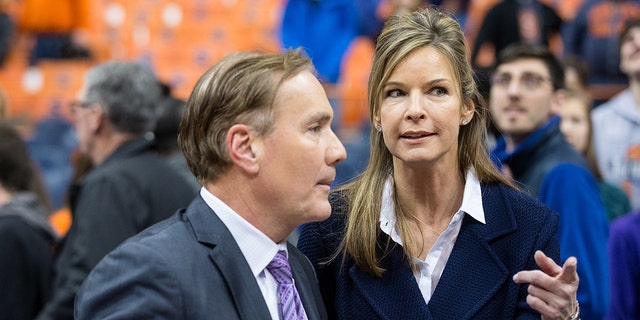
left=338, top=37, right=375, bottom=129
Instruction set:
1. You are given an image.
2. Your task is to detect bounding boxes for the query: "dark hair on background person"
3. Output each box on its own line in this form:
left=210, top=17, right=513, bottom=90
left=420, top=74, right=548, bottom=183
left=0, top=120, right=58, bottom=320
left=620, top=18, right=640, bottom=50
left=494, top=43, right=565, bottom=91
left=0, top=121, right=51, bottom=213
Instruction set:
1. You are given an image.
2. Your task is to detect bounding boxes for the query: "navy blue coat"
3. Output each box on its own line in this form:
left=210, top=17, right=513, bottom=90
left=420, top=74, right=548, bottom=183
left=298, top=183, right=560, bottom=320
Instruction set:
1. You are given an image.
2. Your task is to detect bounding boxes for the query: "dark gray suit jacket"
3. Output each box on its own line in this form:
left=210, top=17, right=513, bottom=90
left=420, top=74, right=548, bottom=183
left=75, top=196, right=328, bottom=320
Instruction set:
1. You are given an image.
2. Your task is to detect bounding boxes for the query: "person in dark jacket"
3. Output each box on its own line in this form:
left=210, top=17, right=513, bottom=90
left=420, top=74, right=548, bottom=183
left=489, top=42, right=610, bottom=320
left=298, top=8, right=580, bottom=320
left=75, top=49, right=340, bottom=320
left=0, top=121, right=58, bottom=320
left=35, top=61, right=195, bottom=320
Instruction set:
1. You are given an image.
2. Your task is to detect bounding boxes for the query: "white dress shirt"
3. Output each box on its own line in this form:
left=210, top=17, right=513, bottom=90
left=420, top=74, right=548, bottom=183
left=379, top=169, right=486, bottom=303
left=200, top=188, right=288, bottom=320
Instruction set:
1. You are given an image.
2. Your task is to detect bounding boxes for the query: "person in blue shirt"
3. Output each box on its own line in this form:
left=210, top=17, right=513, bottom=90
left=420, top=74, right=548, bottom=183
left=489, top=42, right=610, bottom=320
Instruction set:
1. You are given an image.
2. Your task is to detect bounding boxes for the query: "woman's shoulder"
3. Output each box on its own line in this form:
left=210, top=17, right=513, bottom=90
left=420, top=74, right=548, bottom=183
left=482, top=182, right=557, bottom=219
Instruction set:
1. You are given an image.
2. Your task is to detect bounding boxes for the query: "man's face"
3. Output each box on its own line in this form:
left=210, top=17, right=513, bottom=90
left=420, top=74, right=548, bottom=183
left=70, top=87, right=98, bottom=156
left=620, top=26, right=640, bottom=77
left=489, top=58, right=558, bottom=144
left=255, top=70, right=346, bottom=229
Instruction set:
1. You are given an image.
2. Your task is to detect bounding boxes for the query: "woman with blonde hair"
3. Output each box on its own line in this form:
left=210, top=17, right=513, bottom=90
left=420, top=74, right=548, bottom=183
left=298, top=7, right=580, bottom=319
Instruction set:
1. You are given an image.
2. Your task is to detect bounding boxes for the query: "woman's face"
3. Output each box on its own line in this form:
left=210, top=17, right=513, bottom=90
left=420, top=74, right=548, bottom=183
left=559, top=97, right=590, bottom=153
left=375, top=46, right=472, bottom=170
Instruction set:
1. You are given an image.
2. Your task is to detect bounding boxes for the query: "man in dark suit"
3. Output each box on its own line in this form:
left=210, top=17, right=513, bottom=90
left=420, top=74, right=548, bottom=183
left=75, top=49, right=345, bottom=319
left=37, top=62, right=195, bottom=320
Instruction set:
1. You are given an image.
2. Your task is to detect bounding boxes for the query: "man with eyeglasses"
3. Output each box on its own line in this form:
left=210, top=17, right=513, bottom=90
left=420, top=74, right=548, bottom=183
left=488, top=43, right=610, bottom=320
left=35, top=61, right=195, bottom=320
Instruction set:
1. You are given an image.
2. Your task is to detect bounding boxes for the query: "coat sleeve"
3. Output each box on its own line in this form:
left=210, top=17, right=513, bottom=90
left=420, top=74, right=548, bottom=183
left=74, top=241, right=184, bottom=319
left=539, top=163, right=610, bottom=320
left=515, top=203, right=561, bottom=319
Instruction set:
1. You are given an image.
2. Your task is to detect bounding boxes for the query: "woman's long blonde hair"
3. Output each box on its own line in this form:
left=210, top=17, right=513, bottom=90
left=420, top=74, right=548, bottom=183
left=337, top=7, right=514, bottom=277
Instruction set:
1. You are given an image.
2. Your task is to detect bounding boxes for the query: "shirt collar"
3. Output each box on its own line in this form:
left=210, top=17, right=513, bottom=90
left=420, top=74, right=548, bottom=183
left=493, top=116, right=560, bottom=161
left=461, top=168, right=485, bottom=224
left=199, top=188, right=287, bottom=277
left=379, top=168, right=485, bottom=244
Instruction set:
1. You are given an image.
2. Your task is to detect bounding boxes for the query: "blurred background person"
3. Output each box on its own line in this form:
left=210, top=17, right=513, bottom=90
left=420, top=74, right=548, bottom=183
left=36, top=61, right=194, bottom=320
left=471, top=0, right=563, bottom=93
left=562, top=0, right=640, bottom=105
left=0, top=121, right=58, bottom=320
left=558, top=91, right=632, bottom=221
left=562, top=55, right=591, bottom=98
left=489, top=43, right=610, bottom=320
left=592, top=17, right=640, bottom=212
left=607, top=209, right=640, bottom=319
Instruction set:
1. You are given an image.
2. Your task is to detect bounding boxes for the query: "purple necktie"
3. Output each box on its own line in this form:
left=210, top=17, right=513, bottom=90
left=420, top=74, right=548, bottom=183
left=266, top=250, right=307, bottom=320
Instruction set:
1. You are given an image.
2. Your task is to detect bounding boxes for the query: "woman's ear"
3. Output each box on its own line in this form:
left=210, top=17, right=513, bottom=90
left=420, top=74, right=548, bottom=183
left=461, top=98, right=475, bottom=123
left=227, top=124, right=260, bottom=175
left=373, top=114, right=381, bottom=131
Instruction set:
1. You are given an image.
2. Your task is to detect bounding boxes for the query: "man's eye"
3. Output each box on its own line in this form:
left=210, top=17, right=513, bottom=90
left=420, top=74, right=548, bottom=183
left=492, top=75, right=511, bottom=86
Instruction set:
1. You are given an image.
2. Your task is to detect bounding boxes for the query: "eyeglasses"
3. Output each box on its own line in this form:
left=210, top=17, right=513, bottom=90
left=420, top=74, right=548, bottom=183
left=490, top=72, right=552, bottom=90
left=69, top=100, right=94, bottom=115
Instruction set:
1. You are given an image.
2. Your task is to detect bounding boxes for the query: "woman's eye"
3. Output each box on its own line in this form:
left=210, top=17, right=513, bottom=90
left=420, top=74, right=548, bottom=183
left=432, top=87, right=447, bottom=96
left=386, top=89, right=404, bottom=98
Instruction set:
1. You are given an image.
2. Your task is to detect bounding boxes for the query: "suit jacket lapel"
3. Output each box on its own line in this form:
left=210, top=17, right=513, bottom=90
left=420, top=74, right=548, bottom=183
left=348, top=241, right=433, bottom=320
left=429, top=184, right=516, bottom=319
left=187, top=197, right=271, bottom=320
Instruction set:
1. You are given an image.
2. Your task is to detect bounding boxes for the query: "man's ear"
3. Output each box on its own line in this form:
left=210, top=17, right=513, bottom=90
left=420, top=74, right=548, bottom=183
left=227, top=124, right=260, bottom=175
left=89, top=104, right=106, bottom=133
left=550, top=89, right=566, bottom=116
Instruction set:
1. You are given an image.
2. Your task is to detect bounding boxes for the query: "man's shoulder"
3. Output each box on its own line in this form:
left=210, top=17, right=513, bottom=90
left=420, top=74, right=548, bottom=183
left=592, top=102, right=616, bottom=123
left=592, top=91, right=631, bottom=121
left=123, top=211, right=191, bottom=249
left=86, top=149, right=194, bottom=194
left=545, top=162, right=593, bottom=180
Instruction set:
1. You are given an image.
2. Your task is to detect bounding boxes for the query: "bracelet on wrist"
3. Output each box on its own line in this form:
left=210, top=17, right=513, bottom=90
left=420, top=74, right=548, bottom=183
left=568, top=300, right=580, bottom=320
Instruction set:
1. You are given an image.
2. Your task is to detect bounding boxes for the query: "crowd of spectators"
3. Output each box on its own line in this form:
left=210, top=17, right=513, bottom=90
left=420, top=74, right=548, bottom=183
left=1, top=1, right=640, bottom=319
